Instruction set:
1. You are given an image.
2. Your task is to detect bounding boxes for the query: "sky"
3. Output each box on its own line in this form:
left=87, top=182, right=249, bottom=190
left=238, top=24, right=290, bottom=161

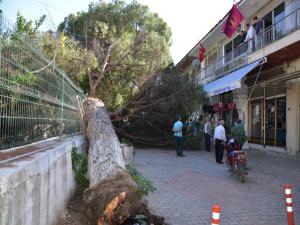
left=2, top=0, right=234, bottom=64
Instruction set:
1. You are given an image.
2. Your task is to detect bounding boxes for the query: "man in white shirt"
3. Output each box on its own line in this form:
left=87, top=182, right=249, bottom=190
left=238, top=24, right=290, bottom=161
left=244, top=23, right=256, bottom=52
left=213, top=119, right=227, bottom=164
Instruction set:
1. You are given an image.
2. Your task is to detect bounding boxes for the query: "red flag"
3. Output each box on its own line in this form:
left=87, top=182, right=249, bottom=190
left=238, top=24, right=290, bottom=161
left=222, top=4, right=244, bottom=38
left=198, top=44, right=205, bottom=63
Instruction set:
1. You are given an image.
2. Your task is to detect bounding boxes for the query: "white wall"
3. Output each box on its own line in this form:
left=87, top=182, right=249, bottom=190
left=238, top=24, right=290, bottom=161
left=286, top=83, right=300, bottom=155
left=0, top=135, right=87, bottom=225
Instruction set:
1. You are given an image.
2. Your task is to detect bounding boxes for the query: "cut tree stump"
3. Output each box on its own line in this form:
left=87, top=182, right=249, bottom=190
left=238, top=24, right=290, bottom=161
left=83, top=98, right=126, bottom=188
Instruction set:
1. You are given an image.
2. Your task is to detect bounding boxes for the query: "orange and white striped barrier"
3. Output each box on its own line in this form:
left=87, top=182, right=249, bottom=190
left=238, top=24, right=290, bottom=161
left=284, top=184, right=295, bottom=225
left=211, top=205, right=221, bottom=225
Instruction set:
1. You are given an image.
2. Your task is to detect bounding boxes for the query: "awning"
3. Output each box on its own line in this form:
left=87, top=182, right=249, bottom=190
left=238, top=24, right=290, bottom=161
left=203, top=59, right=263, bottom=97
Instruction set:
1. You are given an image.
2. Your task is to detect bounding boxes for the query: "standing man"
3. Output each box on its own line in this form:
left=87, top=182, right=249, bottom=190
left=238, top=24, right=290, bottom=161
left=239, top=30, right=247, bottom=44
left=204, top=118, right=212, bottom=152
left=213, top=119, right=227, bottom=164
left=253, top=16, right=263, bottom=34
left=173, top=115, right=184, bottom=157
left=238, top=30, right=247, bottom=54
left=244, top=23, right=256, bottom=52
left=253, top=16, right=263, bottom=48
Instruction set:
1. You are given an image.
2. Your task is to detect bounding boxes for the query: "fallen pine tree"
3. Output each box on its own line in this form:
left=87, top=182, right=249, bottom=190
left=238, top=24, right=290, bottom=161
left=110, top=72, right=205, bottom=147
left=58, top=98, right=167, bottom=225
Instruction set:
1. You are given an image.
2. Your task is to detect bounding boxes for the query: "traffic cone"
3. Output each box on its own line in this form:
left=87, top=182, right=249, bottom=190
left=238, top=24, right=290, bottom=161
left=211, top=205, right=221, bottom=225
left=284, top=184, right=295, bottom=225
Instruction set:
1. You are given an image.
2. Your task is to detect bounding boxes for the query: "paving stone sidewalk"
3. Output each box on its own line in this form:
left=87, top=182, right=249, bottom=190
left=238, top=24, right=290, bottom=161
left=134, top=148, right=300, bottom=225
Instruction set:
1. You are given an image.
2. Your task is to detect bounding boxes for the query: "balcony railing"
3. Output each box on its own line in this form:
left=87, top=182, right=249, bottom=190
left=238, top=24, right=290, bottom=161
left=202, top=8, right=300, bottom=80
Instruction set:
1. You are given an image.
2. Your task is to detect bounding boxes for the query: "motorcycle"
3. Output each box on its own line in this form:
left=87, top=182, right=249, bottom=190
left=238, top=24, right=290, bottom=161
left=225, top=139, right=248, bottom=183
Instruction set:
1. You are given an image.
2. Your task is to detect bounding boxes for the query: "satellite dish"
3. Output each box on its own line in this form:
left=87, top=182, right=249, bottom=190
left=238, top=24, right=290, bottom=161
left=191, top=59, right=201, bottom=70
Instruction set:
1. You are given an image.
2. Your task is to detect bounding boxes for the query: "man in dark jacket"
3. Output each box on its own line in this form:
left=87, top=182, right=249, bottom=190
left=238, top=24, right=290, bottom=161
left=253, top=16, right=263, bottom=34
left=204, top=118, right=212, bottom=152
left=253, top=16, right=263, bottom=48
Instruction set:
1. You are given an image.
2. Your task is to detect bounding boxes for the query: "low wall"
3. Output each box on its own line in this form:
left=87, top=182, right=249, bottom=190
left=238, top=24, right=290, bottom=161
left=0, top=135, right=87, bottom=225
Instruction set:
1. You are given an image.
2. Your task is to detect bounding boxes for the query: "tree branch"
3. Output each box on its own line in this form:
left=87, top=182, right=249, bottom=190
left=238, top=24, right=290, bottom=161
left=94, top=42, right=114, bottom=87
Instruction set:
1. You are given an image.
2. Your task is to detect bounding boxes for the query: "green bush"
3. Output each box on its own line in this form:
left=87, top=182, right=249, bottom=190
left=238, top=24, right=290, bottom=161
left=184, top=133, right=201, bottom=150
left=121, top=138, right=133, bottom=146
left=230, top=123, right=247, bottom=147
left=126, top=165, right=156, bottom=198
left=71, top=145, right=89, bottom=188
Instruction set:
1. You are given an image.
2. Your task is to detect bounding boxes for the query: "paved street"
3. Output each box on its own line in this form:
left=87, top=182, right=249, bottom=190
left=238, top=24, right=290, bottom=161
left=134, top=148, right=300, bottom=225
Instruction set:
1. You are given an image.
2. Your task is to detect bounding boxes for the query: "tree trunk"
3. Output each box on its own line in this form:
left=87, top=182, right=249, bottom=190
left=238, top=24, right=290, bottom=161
left=89, top=85, right=96, bottom=97
left=59, top=97, right=167, bottom=225
left=83, top=97, right=126, bottom=188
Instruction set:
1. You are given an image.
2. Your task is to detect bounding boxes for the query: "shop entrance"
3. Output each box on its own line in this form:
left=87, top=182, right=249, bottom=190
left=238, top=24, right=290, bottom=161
left=249, top=99, right=263, bottom=144
left=249, top=96, right=286, bottom=147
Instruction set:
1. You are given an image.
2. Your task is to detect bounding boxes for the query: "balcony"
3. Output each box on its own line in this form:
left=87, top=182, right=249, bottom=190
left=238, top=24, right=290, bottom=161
left=202, top=8, right=300, bottom=81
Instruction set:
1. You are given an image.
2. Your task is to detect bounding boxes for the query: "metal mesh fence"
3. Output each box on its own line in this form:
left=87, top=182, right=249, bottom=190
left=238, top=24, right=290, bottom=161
left=0, top=13, right=85, bottom=150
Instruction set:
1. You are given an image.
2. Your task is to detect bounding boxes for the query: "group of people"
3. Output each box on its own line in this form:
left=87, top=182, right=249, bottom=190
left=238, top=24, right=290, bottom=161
left=238, top=16, right=263, bottom=52
left=173, top=114, right=245, bottom=164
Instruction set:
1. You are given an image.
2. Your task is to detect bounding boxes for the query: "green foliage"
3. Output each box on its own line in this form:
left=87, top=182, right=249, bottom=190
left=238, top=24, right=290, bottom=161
left=16, top=11, right=46, bottom=36
left=126, top=165, right=156, bottom=198
left=121, top=138, right=133, bottom=146
left=116, top=73, right=205, bottom=146
left=13, top=72, right=37, bottom=86
left=230, top=123, right=247, bottom=146
left=41, top=33, right=90, bottom=92
left=184, top=134, right=201, bottom=150
left=71, top=145, right=89, bottom=188
left=54, top=0, right=172, bottom=108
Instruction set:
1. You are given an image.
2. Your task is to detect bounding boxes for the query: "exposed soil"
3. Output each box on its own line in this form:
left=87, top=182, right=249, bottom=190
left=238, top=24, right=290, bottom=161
left=58, top=190, right=167, bottom=225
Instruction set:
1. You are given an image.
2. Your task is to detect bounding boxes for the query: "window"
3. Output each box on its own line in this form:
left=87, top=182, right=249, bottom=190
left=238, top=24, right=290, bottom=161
left=289, top=0, right=300, bottom=12
left=262, top=3, right=285, bottom=43
left=274, top=3, right=285, bottom=23
left=248, top=84, right=286, bottom=148
left=233, top=35, right=242, bottom=49
left=274, top=3, right=285, bottom=38
left=223, top=34, right=243, bottom=63
left=249, top=100, right=263, bottom=144
left=224, top=42, right=233, bottom=55
left=207, top=51, right=217, bottom=64
left=263, top=11, right=272, bottom=29
left=262, top=3, right=285, bottom=28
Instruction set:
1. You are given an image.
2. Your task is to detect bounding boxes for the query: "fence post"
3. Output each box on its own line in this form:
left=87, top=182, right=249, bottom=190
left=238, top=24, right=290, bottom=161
left=211, top=205, right=221, bottom=225
left=0, top=9, right=3, bottom=71
left=60, top=73, right=65, bottom=131
left=284, top=184, right=295, bottom=225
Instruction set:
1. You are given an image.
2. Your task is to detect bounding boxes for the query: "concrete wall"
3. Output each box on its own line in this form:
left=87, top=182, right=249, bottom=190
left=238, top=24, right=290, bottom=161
left=0, top=135, right=87, bottom=225
left=286, top=83, right=300, bottom=155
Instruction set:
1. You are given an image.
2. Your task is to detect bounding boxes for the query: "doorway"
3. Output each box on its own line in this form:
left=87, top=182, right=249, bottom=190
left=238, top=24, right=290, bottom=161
left=249, top=96, right=286, bottom=147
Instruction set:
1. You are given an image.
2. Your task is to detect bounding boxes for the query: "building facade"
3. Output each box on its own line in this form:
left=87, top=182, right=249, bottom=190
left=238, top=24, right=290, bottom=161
left=176, top=0, right=300, bottom=155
